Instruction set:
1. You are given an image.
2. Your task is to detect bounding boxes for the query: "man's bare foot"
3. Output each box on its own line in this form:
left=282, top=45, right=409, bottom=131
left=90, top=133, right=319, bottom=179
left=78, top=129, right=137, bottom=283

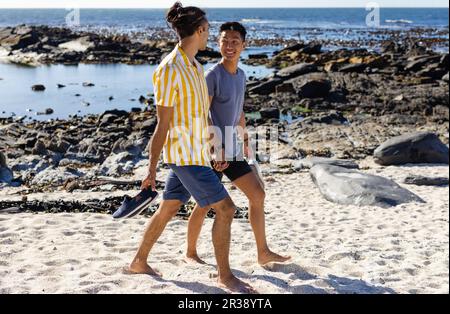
left=218, top=275, right=258, bottom=294
left=258, top=250, right=291, bottom=266
left=122, top=262, right=162, bottom=277
left=184, top=253, right=207, bottom=265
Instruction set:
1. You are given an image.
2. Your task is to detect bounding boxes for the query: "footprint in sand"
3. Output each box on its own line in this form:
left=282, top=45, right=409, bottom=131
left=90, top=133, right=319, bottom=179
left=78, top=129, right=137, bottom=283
left=0, top=261, right=10, bottom=267
left=118, top=247, right=135, bottom=254
left=328, top=252, right=363, bottom=262
left=262, top=262, right=317, bottom=280
left=80, top=231, right=96, bottom=237
left=83, top=285, right=111, bottom=294
left=87, top=256, right=120, bottom=262
left=0, top=232, right=18, bottom=238
left=44, top=260, right=66, bottom=267
left=79, top=281, right=94, bottom=286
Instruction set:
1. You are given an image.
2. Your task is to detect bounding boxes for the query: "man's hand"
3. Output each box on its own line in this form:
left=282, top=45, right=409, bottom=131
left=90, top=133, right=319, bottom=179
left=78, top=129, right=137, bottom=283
left=141, top=167, right=157, bottom=191
left=212, top=148, right=229, bottom=172
left=213, top=160, right=229, bottom=172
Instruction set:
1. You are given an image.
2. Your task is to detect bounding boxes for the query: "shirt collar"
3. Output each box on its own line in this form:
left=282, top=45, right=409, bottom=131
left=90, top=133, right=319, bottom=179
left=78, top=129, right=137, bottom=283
left=176, top=44, right=201, bottom=69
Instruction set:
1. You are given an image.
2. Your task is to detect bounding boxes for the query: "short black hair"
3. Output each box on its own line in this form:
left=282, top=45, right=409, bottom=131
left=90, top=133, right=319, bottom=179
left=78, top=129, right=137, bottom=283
left=220, top=22, right=247, bottom=41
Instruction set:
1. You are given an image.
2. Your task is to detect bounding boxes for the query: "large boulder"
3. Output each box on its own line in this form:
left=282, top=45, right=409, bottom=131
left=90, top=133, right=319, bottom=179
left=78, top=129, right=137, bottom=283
left=0, top=152, right=14, bottom=184
left=310, top=164, right=425, bottom=208
left=374, top=132, right=449, bottom=165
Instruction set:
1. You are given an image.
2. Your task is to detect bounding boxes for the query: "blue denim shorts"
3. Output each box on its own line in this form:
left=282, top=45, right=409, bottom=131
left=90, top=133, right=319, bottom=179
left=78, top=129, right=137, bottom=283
left=163, top=164, right=229, bottom=208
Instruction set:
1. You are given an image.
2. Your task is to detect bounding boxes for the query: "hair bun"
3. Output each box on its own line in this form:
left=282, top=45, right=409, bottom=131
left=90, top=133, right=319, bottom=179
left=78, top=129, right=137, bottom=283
left=165, top=2, right=207, bottom=39
left=167, top=2, right=183, bottom=23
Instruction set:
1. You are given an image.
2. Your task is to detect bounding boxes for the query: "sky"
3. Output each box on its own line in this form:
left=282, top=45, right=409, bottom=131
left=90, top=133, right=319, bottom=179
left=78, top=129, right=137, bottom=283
left=0, top=0, right=448, bottom=8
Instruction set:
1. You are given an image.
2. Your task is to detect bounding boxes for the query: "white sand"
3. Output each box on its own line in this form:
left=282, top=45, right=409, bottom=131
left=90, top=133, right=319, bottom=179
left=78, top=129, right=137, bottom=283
left=0, top=162, right=448, bottom=294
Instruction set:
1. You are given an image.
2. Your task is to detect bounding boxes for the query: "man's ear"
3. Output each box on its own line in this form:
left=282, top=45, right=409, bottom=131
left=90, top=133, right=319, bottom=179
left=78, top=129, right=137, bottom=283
left=198, top=25, right=207, bottom=34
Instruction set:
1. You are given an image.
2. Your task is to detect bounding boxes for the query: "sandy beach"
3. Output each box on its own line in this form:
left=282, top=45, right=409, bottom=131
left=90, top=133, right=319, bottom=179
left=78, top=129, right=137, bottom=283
left=0, top=6, right=448, bottom=295
left=0, top=161, right=448, bottom=294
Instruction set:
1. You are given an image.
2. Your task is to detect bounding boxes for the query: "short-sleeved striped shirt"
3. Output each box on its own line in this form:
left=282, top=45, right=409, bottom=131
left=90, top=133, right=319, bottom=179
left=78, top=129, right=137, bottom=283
left=152, top=44, right=211, bottom=167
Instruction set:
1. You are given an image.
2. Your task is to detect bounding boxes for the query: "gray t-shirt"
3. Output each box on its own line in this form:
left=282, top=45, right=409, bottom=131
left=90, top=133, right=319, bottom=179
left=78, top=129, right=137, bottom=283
left=206, top=63, right=246, bottom=159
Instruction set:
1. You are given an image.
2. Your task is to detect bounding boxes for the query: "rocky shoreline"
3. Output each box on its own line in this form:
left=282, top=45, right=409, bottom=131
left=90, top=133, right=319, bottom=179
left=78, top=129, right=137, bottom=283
left=1, top=24, right=449, bottom=215
left=0, top=25, right=448, bottom=66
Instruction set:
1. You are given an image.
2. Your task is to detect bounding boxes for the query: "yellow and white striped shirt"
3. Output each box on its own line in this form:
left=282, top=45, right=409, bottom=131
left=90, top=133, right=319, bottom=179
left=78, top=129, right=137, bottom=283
left=152, top=44, right=211, bottom=167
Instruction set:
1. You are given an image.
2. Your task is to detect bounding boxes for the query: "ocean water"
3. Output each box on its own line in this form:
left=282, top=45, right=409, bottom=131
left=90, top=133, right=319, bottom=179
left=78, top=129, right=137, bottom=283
left=0, top=8, right=448, bottom=120
left=0, top=61, right=273, bottom=121
left=0, top=8, right=448, bottom=40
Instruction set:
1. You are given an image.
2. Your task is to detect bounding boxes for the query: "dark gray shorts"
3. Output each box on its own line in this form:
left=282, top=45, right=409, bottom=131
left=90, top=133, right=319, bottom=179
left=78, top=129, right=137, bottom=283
left=163, top=164, right=229, bottom=208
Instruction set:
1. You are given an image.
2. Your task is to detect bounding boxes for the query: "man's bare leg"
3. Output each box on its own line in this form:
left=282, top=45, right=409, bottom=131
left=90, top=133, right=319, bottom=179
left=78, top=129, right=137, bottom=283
left=211, top=196, right=257, bottom=294
left=232, top=172, right=291, bottom=266
left=125, top=199, right=183, bottom=276
left=185, top=204, right=210, bottom=264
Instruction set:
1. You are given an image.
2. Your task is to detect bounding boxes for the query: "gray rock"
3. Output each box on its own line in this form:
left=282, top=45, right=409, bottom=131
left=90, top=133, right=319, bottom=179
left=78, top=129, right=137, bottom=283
left=36, top=108, right=53, bottom=115
left=0, top=152, right=14, bottom=184
left=46, top=138, right=71, bottom=154
left=403, top=175, right=448, bottom=186
left=30, top=166, right=82, bottom=186
left=31, top=140, right=48, bottom=156
left=405, top=55, right=441, bottom=72
left=137, top=118, right=157, bottom=132
left=275, top=43, right=305, bottom=55
left=442, top=72, right=449, bottom=82
left=374, top=132, right=449, bottom=165
left=260, top=108, right=280, bottom=120
left=98, top=152, right=137, bottom=177
left=277, top=63, right=318, bottom=80
left=31, top=84, right=46, bottom=91
left=301, top=111, right=348, bottom=125
left=295, top=157, right=359, bottom=170
left=275, top=82, right=296, bottom=94
left=310, top=164, right=425, bottom=207
left=338, top=63, right=367, bottom=73
left=248, top=53, right=268, bottom=59
left=299, top=79, right=331, bottom=98
left=300, top=43, right=322, bottom=55
left=248, top=78, right=283, bottom=95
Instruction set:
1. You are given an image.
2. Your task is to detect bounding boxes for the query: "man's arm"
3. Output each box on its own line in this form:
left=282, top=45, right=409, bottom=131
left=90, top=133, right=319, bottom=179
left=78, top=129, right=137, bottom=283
left=208, top=96, right=228, bottom=171
left=238, top=111, right=251, bottom=159
left=141, top=105, right=173, bottom=191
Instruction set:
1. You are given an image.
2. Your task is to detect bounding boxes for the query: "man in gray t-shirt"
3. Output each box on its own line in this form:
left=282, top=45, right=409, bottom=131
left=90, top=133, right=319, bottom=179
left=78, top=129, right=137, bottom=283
left=185, top=22, right=291, bottom=267
left=206, top=62, right=246, bottom=160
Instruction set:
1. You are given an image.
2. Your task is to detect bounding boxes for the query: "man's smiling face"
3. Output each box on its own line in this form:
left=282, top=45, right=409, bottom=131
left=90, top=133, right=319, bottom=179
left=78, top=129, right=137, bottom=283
left=219, top=30, right=245, bottom=62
